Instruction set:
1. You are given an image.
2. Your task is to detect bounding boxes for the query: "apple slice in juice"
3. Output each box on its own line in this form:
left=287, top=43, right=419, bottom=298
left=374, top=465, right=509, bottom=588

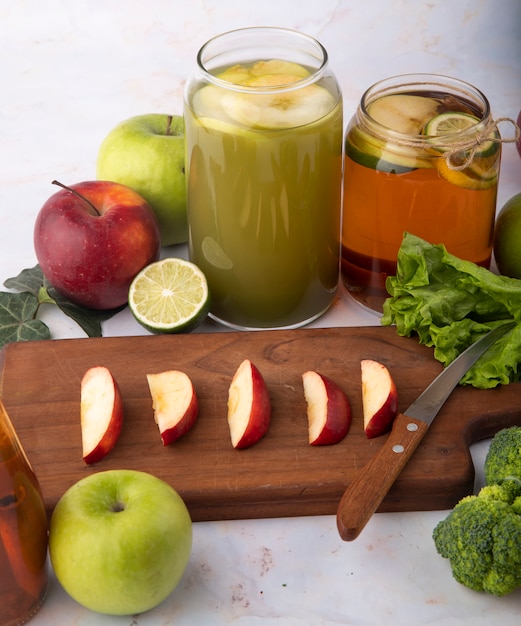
left=222, top=79, right=335, bottom=129
left=197, top=59, right=334, bottom=130
left=346, top=94, right=442, bottom=171
left=367, top=94, right=440, bottom=135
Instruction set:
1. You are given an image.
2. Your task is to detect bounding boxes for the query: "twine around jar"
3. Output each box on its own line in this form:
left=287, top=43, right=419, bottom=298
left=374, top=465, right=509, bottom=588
left=445, top=117, right=520, bottom=171
left=359, top=112, right=520, bottom=172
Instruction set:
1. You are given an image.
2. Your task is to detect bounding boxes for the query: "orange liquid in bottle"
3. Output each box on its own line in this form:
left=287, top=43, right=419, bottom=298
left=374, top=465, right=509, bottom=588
left=0, top=402, right=48, bottom=626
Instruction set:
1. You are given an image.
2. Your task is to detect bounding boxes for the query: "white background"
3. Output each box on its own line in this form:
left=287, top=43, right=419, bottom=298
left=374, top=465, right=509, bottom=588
left=1, top=1, right=520, bottom=624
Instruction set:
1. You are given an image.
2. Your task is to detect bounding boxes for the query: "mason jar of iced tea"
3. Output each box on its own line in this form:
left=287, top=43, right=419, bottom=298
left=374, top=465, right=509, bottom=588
left=341, top=73, right=502, bottom=313
left=184, top=27, right=343, bottom=330
left=0, top=401, right=48, bottom=626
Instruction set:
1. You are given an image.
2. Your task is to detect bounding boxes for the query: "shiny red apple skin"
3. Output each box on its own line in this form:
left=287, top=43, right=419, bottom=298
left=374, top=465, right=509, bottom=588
left=34, top=180, right=161, bottom=310
left=147, top=370, right=199, bottom=445
left=517, top=109, right=521, bottom=159
left=81, top=366, right=124, bottom=464
left=227, top=359, right=271, bottom=449
left=361, top=359, right=398, bottom=439
left=303, top=370, right=351, bottom=446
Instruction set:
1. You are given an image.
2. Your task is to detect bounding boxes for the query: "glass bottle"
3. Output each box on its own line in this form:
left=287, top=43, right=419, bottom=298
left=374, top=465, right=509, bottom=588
left=0, top=401, right=48, bottom=626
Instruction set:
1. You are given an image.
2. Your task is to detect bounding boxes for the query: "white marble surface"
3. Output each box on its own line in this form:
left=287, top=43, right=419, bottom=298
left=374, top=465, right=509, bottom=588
left=1, top=1, right=521, bottom=624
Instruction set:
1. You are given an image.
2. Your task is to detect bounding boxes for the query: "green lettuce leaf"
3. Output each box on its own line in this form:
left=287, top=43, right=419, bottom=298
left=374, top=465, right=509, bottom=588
left=381, top=232, right=521, bottom=389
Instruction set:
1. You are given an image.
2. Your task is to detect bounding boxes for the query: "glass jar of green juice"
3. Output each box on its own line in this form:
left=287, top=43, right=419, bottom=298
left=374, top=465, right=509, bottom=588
left=184, top=27, right=343, bottom=330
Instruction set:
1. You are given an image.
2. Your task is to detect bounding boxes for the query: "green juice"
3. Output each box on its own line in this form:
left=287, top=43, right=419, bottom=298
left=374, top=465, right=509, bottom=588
left=184, top=61, right=343, bottom=329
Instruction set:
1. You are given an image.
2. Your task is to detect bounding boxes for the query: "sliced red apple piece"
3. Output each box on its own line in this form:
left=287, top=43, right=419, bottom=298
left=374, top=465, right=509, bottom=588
left=146, top=370, right=199, bottom=445
left=227, top=359, right=271, bottom=449
left=361, top=359, right=398, bottom=439
left=303, top=370, right=352, bottom=445
left=80, top=366, right=124, bottom=464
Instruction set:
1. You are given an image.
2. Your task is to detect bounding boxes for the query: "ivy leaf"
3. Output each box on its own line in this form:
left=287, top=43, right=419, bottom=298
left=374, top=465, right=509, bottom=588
left=1, top=264, right=124, bottom=343
left=0, top=291, right=51, bottom=347
left=46, top=284, right=124, bottom=338
left=4, top=265, right=46, bottom=296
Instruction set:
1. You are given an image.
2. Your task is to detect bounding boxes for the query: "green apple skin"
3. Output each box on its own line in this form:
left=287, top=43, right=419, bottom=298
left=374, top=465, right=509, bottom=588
left=97, top=114, right=187, bottom=246
left=493, top=192, right=521, bottom=279
left=49, top=469, right=192, bottom=616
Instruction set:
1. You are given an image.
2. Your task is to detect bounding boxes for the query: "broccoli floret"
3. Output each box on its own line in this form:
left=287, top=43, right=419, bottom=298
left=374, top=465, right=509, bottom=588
left=479, top=480, right=521, bottom=503
left=433, top=484, right=521, bottom=596
left=484, top=426, right=521, bottom=486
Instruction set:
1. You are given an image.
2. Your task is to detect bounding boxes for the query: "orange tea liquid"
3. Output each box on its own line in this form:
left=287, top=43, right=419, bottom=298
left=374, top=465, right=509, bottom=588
left=0, top=404, right=48, bottom=626
left=341, top=159, right=497, bottom=311
left=341, top=81, right=499, bottom=312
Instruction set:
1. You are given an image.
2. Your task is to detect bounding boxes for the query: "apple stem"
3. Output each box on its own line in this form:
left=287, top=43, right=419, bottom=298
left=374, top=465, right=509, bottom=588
left=51, top=180, right=101, bottom=216
left=165, top=115, right=173, bottom=136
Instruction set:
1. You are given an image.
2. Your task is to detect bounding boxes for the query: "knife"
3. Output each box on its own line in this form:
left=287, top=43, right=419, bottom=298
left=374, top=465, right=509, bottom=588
left=336, top=321, right=516, bottom=541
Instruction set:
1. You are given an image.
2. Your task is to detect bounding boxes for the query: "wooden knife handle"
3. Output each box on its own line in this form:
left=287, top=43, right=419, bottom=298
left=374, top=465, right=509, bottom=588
left=336, top=413, right=430, bottom=541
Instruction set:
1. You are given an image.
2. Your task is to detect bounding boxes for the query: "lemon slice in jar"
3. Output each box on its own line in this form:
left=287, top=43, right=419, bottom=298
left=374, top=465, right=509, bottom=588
left=435, top=154, right=498, bottom=190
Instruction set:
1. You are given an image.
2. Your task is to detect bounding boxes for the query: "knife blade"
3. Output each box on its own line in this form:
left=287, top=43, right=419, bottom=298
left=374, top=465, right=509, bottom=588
left=336, top=321, right=516, bottom=541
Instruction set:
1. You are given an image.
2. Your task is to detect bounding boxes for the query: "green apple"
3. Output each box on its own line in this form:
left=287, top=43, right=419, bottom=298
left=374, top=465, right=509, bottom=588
left=49, top=469, right=192, bottom=616
left=493, top=192, right=521, bottom=279
left=96, top=114, right=187, bottom=246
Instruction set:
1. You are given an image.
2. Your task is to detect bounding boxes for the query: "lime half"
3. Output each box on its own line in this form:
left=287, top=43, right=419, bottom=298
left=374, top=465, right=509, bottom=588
left=129, top=258, right=209, bottom=333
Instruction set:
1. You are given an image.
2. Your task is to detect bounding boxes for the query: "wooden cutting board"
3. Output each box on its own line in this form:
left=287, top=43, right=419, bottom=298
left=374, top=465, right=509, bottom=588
left=1, top=326, right=519, bottom=522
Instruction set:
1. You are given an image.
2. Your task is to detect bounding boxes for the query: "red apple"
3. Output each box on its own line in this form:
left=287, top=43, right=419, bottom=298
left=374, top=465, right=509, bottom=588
left=146, top=370, right=199, bottom=445
left=34, top=180, right=161, bottom=310
left=227, top=359, right=271, bottom=449
left=81, top=366, right=124, bottom=464
left=517, top=109, right=521, bottom=159
left=302, top=370, right=351, bottom=445
left=361, top=359, right=398, bottom=439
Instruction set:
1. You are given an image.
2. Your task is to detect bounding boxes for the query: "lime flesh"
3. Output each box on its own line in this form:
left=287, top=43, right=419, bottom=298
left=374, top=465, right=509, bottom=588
left=128, top=258, right=209, bottom=333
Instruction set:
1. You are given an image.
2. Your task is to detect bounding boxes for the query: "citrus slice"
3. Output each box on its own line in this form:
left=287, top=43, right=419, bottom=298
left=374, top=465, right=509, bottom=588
left=423, top=111, right=499, bottom=158
left=423, top=111, right=478, bottom=134
left=128, top=258, right=209, bottom=333
left=435, top=155, right=498, bottom=191
left=345, top=133, right=414, bottom=173
left=346, top=126, right=433, bottom=171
